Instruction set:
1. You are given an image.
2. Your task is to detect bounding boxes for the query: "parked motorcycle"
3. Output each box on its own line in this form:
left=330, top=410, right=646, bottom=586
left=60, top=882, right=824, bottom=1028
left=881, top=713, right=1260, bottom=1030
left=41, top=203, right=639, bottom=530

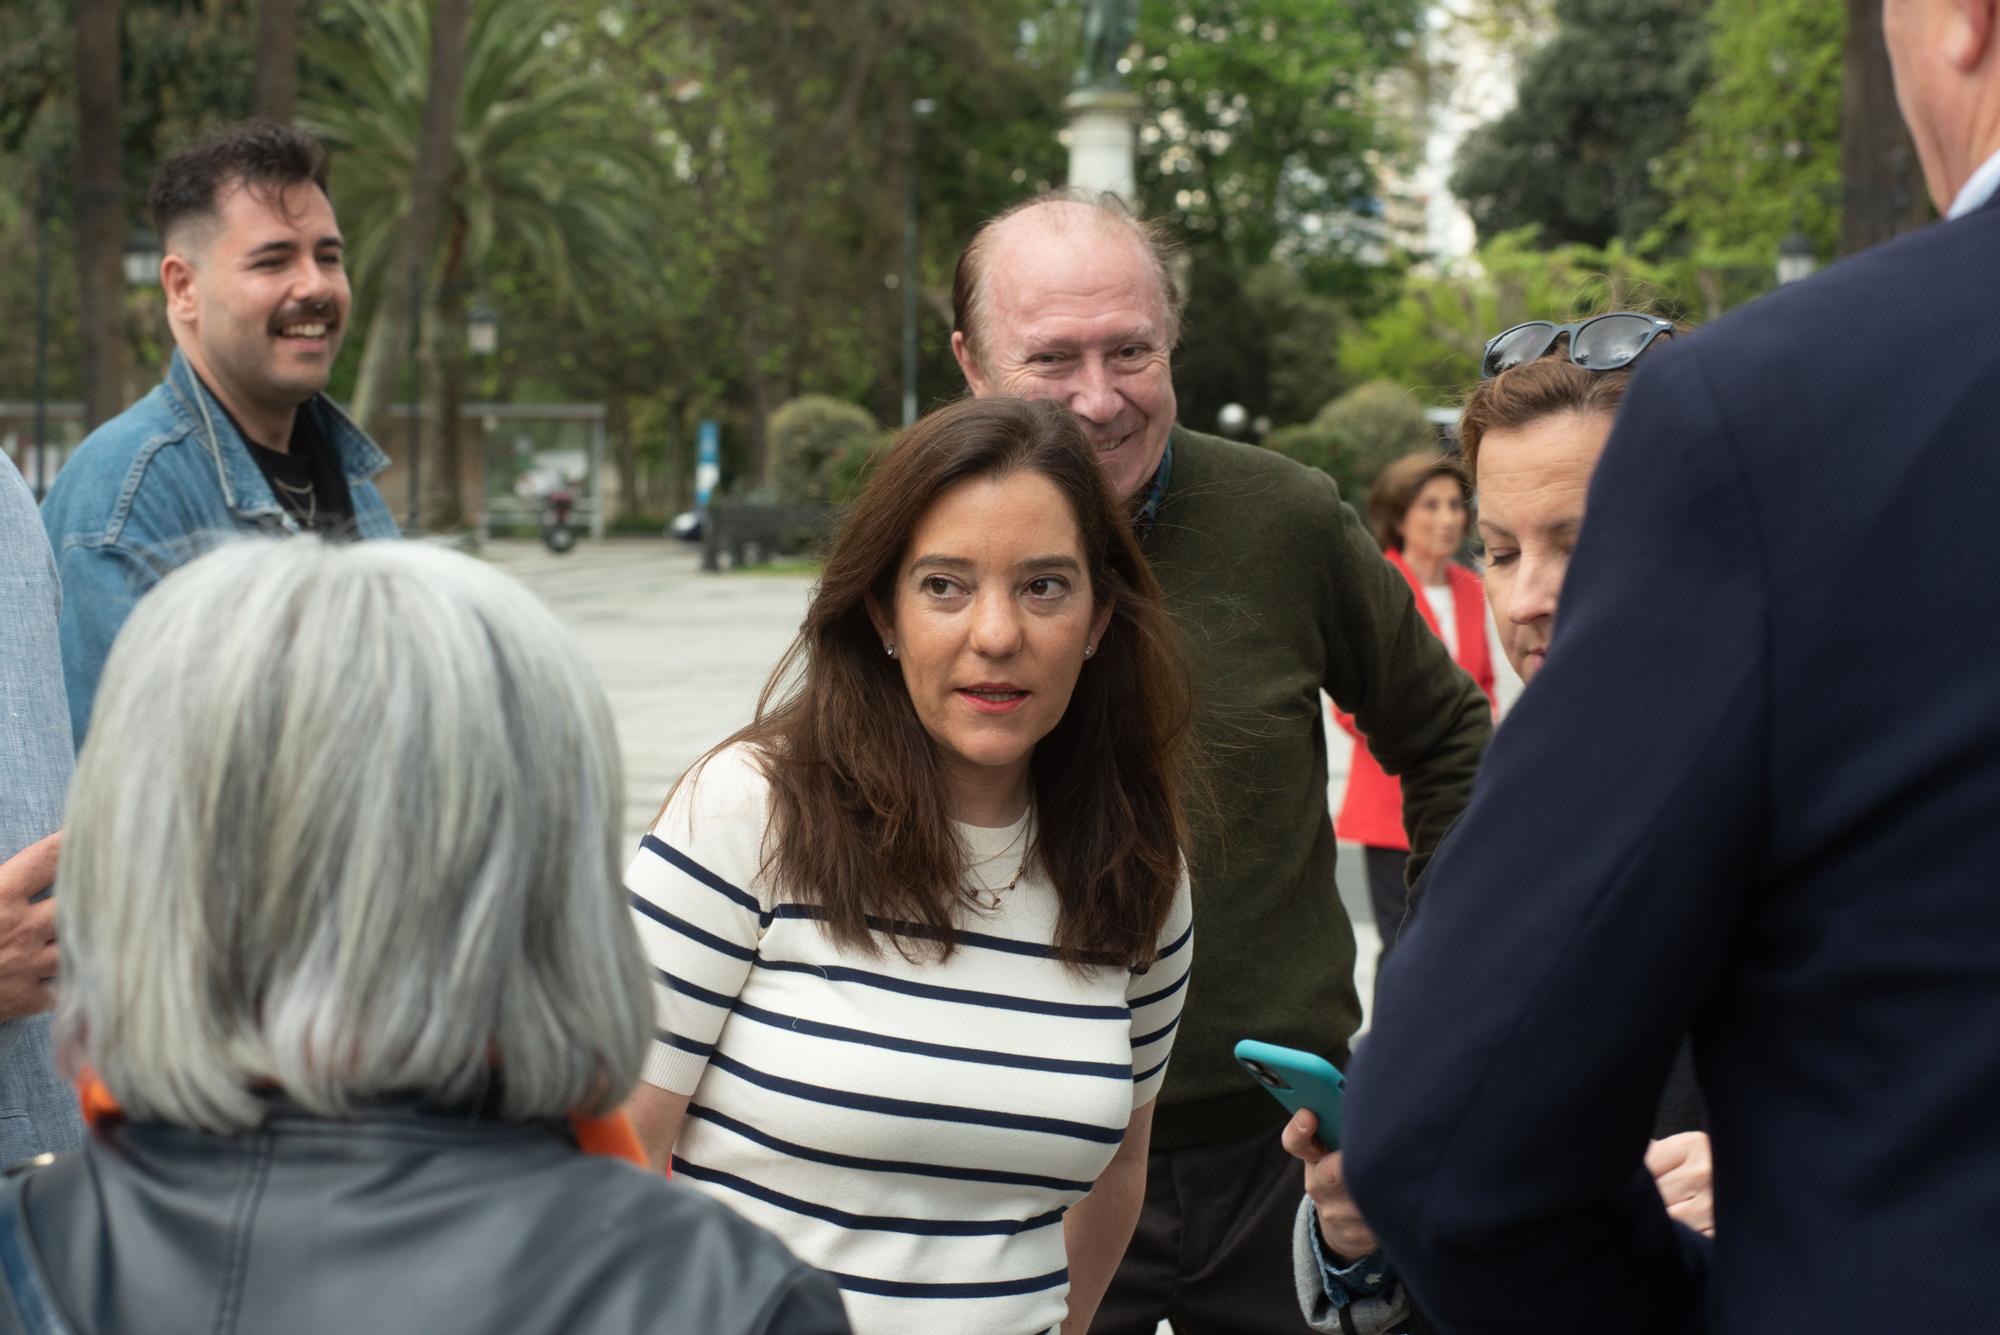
left=540, top=487, right=578, bottom=554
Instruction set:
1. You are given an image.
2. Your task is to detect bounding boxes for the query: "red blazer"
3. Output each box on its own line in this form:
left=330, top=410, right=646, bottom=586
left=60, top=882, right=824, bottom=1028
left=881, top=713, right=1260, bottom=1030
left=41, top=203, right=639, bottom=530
left=1333, top=549, right=1496, bottom=850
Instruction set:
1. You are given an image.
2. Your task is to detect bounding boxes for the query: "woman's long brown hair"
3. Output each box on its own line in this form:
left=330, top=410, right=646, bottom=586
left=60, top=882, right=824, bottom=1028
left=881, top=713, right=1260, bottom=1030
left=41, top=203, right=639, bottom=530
left=684, top=396, right=1194, bottom=969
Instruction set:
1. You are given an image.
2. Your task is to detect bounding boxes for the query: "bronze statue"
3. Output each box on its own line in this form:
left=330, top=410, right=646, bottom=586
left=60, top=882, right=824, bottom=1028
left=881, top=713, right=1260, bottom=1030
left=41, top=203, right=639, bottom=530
left=1075, top=0, right=1139, bottom=91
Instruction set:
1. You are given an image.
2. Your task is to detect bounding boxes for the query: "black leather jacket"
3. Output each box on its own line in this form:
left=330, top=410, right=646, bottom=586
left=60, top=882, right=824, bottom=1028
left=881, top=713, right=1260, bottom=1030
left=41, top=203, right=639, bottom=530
left=0, top=1102, right=848, bottom=1335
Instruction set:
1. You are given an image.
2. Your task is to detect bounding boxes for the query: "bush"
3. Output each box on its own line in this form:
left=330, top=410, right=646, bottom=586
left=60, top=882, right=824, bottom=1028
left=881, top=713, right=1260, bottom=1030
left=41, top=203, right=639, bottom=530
left=1262, top=422, right=1338, bottom=478
left=828, top=429, right=896, bottom=504
left=768, top=395, right=881, bottom=506
left=1264, top=381, right=1437, bottom=502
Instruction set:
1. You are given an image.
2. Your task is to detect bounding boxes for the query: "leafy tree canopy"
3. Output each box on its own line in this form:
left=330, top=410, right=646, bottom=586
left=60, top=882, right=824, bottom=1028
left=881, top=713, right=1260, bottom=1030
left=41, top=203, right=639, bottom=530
left=1450, top=0, right=1709, bottom=249
left=1334, top=229, right=1700, bottom=406
left=1662, top=0, right=1843, bottom=284
left=1135, top=0, right=1422, bottom=269
left=1264, top=379, right=1436, bottom=502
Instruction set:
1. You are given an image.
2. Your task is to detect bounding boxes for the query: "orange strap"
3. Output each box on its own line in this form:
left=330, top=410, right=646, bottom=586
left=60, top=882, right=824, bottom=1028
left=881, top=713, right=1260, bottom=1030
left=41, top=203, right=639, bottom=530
left=78, top=1071, right=652, bottom=1170
left=77, top=1074, right=119, bottom=1130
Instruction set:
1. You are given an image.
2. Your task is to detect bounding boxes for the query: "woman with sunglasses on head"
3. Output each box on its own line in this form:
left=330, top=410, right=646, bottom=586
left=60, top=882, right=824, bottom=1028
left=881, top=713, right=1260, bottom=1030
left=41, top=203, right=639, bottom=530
left=1334, top=452, right=1497, bottom=971
left=623, top=396, right=1195, bottom=1335
left=1284, top=309, right=1708, bottom=1335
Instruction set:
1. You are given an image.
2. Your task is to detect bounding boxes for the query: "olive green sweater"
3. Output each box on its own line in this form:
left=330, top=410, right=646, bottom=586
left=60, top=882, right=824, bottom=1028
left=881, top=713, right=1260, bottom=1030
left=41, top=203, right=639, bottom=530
left=1145, top=428, right=1491, bottom=1149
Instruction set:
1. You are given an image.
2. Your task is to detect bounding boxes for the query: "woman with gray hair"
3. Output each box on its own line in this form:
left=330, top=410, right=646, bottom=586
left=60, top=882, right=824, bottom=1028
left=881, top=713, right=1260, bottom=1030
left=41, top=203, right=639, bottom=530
left=0, top=540, right=846, bottom=1335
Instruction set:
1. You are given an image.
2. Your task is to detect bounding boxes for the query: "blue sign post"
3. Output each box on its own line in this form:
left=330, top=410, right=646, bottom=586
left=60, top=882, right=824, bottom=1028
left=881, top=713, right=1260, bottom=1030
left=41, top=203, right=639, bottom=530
left=695, top=419, right=721, bottom=511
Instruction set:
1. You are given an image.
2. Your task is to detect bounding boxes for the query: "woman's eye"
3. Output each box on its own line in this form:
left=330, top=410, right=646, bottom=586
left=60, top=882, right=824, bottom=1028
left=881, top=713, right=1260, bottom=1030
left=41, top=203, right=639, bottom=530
left=921, top=576, right=957, bottom=597
left=1487, top=551, right=1518, bottom=567
left=1025, top=576, right=1068, bottom=599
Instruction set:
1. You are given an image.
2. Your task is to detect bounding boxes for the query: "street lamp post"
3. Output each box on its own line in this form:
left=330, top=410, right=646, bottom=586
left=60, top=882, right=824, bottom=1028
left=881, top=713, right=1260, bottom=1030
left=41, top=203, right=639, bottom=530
left=31, top=157, right=53, bottom=499
left=466, top=296, right=499, bottom=359
left=404, top=260, right=424, bottom=535
left=1776, top=229, right=1818, bottom=286
left=121, top=229, right=162, bottom=289
left=465, top=296, right=500, bottom=541
left=902, top=97, right=936, bottom=429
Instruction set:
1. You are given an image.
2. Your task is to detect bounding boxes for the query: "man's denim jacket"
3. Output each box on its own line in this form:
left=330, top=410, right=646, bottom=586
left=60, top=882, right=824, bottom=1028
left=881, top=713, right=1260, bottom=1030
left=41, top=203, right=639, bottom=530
left=40, top=349, right=398, bottom=744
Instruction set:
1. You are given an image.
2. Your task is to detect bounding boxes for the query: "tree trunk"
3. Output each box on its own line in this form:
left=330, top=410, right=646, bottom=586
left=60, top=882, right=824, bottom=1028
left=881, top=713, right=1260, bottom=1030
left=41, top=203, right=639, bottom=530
left=253, top=0, right=300, bottom=121
left=740, top=325, right=772, bottom=490
left=1842, top=0, right=1930, bottom=256
left=610, top=400, right=641, bottom=522
left=75, top=0, right=129, bottom=429
left=350, top=0, right=472, bottom=444
left=431, top=279, right=467, bottom=530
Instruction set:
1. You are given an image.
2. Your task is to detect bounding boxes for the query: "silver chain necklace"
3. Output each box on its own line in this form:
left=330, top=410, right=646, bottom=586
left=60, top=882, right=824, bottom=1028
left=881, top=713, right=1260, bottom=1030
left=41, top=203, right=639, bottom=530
left=269, top=475, right=317, bottom=527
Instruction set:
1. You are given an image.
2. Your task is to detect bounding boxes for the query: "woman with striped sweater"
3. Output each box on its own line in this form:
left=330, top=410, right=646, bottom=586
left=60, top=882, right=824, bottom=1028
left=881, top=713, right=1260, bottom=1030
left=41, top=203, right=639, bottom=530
left=625, top=397, right=1196, bottom=1334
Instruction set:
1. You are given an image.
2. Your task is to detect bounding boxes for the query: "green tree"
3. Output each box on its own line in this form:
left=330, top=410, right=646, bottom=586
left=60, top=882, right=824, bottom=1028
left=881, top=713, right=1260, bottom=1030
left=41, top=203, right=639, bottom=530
left=1172, top=258, right=1369, bottom=435
left=303, top=0, right=663, bottom=523
left=1135, top=0, right=1422, bottom=268
left=1128, top=1, right=1421, bottom=435
left=1, top=0, right=271, bottom=401
left=1334, top=229, right=1699, bottom=405
left=75, top=0, right=129, bottom=427
left=1264, top=380, right=1435, bottom=501
left=1662, top=0, right=1842, bottom=306
left=1450, top=0, right=1708, bottom=249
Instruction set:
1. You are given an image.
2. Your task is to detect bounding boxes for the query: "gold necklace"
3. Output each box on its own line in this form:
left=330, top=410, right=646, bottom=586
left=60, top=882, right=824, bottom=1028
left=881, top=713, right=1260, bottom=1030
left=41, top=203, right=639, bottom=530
left=969, top=818, right=1033, bottom=911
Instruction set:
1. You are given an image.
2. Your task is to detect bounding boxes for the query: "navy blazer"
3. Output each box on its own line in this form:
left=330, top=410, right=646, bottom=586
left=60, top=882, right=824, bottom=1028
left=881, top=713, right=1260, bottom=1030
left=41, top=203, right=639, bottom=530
left=1344, top=198, right=2000, bottom=1333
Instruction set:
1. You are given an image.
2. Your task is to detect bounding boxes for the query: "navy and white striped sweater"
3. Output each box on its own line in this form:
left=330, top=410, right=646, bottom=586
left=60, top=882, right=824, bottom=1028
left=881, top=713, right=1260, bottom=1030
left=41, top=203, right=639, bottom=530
left=627, top=744, right=1193, bottom=1335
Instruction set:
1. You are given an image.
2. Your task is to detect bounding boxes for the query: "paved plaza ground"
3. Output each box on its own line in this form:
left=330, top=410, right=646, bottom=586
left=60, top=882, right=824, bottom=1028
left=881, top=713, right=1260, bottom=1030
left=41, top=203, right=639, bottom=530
left=489, top=535, right=1394, bottom=1024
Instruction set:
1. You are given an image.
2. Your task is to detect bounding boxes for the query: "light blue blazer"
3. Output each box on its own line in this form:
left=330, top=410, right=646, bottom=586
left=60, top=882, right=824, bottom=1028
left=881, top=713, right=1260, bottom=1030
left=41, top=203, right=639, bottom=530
left=0, top=452, right=85, bottom=1161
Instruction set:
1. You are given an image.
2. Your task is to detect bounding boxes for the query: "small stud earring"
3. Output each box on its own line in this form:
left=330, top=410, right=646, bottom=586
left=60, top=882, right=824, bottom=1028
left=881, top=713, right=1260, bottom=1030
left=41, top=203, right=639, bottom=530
left=1084, top=644, right=1095, bottom=658
left=885, top=643, right=895, bottom=657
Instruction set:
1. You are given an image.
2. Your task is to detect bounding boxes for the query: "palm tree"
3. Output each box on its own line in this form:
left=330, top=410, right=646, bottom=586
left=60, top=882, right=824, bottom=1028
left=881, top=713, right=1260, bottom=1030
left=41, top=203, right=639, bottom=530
left=304, top=0, right=660, bottom=523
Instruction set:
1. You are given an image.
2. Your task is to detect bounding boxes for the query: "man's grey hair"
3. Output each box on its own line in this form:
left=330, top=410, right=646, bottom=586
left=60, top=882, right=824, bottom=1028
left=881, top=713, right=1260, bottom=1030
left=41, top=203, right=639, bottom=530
left=951, top=188, right=1186, bottom=369
left=55, top=539, right=652, bottom=1134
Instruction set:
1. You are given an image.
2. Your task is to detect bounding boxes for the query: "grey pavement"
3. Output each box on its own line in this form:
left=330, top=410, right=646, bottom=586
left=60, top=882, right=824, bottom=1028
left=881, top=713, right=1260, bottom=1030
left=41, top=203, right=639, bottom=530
left=485, top=537, right=814, bottom=846
left=490, top=535, right=1395, bottom=1029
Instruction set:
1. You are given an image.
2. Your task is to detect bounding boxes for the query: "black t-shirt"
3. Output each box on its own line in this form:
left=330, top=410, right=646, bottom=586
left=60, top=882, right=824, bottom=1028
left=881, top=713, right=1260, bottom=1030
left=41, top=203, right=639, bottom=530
left=194, top=375, right=357, bottom=535
left=244, top=405, right=357, bottom=536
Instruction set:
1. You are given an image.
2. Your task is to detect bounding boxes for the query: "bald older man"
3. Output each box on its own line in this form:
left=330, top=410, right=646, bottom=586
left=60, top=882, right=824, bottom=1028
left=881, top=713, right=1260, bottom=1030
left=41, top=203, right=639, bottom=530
left=1336, top=2, right=2000, bottom=1330
left=952, top=195, right=1491, bottom=1334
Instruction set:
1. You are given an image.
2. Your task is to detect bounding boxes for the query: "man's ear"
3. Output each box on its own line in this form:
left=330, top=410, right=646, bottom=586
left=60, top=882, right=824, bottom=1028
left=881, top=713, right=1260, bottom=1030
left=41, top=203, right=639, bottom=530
left=1947, top=0, right=1997, bottom=69
left=951, top=330, right=991, bottom=396
left=161, top=251, right=199, bottom=327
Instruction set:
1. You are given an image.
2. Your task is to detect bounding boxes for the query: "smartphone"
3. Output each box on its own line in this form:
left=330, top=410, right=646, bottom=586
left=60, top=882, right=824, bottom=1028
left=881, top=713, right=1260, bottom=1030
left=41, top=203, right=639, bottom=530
left=1234, top=1039, right=1346, bottom=1148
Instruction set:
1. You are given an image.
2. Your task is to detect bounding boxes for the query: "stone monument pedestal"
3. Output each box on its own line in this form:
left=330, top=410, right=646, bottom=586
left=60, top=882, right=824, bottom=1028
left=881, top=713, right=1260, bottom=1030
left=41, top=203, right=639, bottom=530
left=1064, top=88, right=1141, bottom=203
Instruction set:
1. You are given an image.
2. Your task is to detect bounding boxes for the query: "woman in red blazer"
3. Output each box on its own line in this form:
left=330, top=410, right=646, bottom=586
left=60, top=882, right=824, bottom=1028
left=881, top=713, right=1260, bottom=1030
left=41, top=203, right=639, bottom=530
left=1335, top=451, right=1496, bottom=968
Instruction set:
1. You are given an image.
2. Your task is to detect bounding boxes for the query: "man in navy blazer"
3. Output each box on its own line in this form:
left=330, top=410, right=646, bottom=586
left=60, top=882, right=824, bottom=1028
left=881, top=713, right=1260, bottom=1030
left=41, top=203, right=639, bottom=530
left=1341, top=2, right=2000, bottom=1330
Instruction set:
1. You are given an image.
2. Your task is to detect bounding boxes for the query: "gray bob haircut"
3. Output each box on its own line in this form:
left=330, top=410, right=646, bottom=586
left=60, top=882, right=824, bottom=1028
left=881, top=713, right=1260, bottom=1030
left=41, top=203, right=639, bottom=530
left=56, top=539, right=652, bottom=1134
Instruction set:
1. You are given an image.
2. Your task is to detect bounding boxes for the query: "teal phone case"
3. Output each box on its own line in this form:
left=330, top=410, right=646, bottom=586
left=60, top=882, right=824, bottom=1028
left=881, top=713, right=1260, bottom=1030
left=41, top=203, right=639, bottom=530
left=1233, top=1039, right=1346, bottom=1148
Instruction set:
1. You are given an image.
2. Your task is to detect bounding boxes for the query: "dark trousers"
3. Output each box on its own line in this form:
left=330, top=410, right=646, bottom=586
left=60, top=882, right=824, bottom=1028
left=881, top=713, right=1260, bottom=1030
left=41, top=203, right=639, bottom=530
left=1364, top=845, right=1410, bottom=969
left=1092, top=1117, right=1316, bottom=1334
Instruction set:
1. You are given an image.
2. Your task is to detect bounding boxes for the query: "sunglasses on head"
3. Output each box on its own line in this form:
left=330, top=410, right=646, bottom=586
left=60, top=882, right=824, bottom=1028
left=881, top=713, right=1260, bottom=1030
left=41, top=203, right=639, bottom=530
left=1480, top=313, right=1676, bottom=380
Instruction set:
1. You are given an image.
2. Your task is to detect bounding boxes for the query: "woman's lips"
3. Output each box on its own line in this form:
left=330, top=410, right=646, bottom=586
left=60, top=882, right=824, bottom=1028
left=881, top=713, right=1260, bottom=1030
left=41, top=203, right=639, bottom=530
left=957, top=687, right=1029, bottom=715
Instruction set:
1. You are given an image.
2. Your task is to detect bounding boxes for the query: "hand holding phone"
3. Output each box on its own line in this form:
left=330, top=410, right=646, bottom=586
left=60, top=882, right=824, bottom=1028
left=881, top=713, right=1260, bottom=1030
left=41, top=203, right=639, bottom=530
left=1234, top=1039, right=1346, bottom=1149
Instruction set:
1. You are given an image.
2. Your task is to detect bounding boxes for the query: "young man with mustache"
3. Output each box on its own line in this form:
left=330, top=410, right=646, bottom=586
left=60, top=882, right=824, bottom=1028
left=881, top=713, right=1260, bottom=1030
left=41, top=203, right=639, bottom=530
left=42, top=120, right=398, bottom=744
